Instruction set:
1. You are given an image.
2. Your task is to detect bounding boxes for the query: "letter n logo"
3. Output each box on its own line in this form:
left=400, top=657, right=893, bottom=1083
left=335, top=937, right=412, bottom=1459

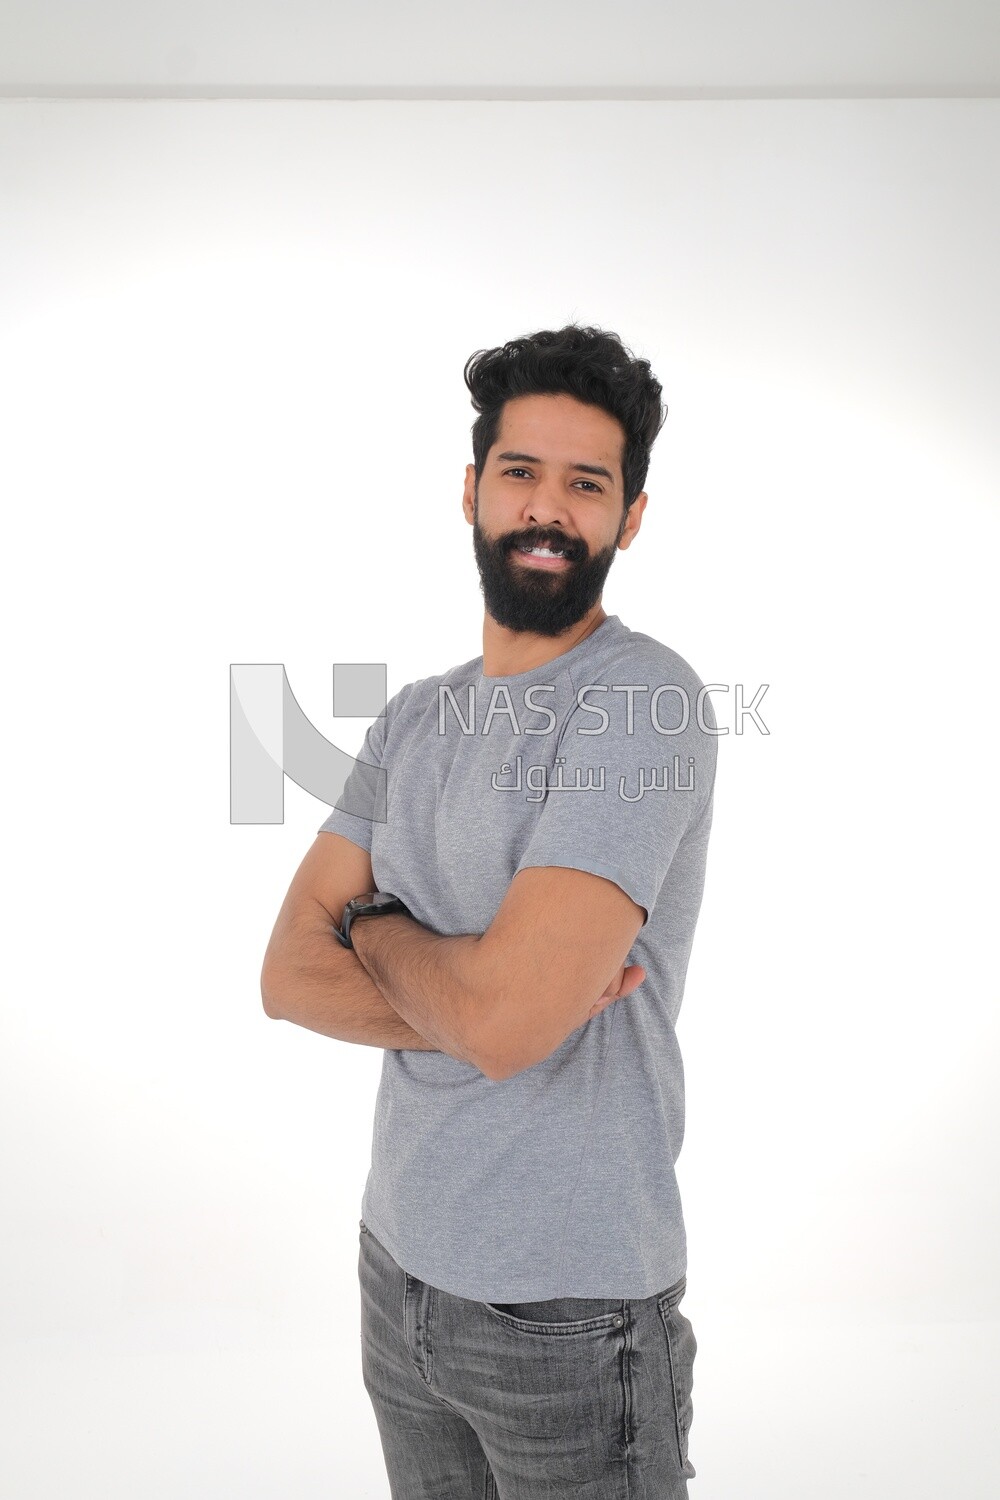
left=229, top=662, right=388, bottom=825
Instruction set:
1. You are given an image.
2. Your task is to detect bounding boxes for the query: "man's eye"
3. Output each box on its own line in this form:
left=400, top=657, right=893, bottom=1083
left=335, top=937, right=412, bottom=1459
left=503, top=469, right=601, bottom=493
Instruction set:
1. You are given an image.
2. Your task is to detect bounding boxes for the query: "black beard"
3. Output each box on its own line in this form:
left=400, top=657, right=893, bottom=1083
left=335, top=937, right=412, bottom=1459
left=471, top=502, right=625, bottom=637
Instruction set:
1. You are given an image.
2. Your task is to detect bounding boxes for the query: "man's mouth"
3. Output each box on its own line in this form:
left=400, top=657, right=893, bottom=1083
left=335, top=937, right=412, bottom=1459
left=512, top=543, right=573, bottom=570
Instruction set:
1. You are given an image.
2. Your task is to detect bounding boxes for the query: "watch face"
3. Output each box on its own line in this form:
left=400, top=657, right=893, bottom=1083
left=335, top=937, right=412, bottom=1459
left=369, top=892, right=399, bottom=910
left=343, top=893, right=403, bottom=935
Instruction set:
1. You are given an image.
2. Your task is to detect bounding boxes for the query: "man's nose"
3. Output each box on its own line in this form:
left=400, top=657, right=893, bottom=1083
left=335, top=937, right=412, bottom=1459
left=525, top=486, right=571, bottom=528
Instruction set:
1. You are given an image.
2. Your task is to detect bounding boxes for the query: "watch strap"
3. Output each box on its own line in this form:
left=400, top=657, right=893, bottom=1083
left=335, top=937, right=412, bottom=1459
left=337, top=891, right=411, bottom=949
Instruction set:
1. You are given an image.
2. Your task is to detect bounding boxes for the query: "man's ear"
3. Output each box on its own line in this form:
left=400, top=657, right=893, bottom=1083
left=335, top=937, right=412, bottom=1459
left=618, top=492, right=648, bottom=549
left=462, top=464, right=476, bottom=524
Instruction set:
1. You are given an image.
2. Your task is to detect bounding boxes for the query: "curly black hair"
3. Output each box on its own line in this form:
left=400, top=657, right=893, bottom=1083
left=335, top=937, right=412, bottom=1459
left=463, top=324, right=666, bottom=512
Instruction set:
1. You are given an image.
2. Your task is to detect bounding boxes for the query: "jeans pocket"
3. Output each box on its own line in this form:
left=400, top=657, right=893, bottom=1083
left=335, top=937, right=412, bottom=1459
left=656, top=1288, right=697, bottom=1472
left=484, top=1296, right=626, bottom=1334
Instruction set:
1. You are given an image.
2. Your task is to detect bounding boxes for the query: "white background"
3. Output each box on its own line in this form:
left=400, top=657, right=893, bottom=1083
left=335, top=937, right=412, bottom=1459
left=1, top=29, right=998, bottom=1500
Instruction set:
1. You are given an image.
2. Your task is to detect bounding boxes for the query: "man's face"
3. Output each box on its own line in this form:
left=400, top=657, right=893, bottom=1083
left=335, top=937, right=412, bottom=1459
left=462, top=393, right=646, bottom=637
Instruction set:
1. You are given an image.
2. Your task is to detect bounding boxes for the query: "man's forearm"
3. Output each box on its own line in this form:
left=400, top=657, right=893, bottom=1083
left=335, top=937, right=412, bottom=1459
left=262, top=920, right=443, bottom=1053
left=350, top=912, right=493, bottom=1074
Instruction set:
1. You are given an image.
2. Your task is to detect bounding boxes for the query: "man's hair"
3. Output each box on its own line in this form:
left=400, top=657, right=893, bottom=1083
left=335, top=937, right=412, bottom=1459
left=463, top=324, right=667, bottom=512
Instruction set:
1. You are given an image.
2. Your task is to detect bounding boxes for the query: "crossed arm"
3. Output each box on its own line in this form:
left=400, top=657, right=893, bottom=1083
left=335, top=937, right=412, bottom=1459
left=260, top=832, right=646, bottom=1081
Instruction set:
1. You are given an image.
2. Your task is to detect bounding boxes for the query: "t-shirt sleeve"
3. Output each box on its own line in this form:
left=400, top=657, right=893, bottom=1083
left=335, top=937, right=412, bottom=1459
left=316, top=685, right=410, bottom=853
left=513, top=671, right=719, bottom=926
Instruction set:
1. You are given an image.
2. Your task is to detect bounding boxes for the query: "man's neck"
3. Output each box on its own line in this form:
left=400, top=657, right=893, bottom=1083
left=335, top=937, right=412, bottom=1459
left=480, top=605, right=608, bottom=680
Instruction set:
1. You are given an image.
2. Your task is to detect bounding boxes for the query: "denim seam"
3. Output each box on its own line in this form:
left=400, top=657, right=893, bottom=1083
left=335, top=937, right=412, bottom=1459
left=657, top=1300, right=686, bottom=1470
left=621, top=1303, right=635, bottom=1493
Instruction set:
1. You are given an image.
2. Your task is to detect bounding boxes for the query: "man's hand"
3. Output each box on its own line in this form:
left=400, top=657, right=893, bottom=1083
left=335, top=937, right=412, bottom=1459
left=585, top=961, right=647, bottom=1021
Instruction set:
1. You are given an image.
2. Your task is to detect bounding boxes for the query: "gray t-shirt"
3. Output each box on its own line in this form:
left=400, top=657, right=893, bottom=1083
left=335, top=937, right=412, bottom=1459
left=317, top=613, right=718, bottom=1300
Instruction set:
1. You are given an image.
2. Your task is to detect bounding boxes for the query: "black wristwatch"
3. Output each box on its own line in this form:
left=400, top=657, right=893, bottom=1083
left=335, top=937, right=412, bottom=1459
left=333, top=891, right=412, bottom=949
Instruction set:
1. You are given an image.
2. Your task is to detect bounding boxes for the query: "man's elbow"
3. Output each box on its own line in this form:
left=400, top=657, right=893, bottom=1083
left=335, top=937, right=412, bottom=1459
left=478, top=1052, right=516, bottom=1083
left=467, top=958, right=564, bottom=1082
left=477, top=1035, right=546, bottom=1083
left=471, top=971, right=603, bottom=1080
left=476, top=1046, right=514, bottom=1083
left=471, top=1003, right=544, bottom=1082
left=485, top=1053, right=526, bottom=1083
left=260, top=959, right=286, bottom=1020
left=464, top=997, right=517, bottom=1082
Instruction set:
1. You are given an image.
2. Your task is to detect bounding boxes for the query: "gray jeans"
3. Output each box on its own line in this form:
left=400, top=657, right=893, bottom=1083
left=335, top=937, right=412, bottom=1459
left=358, top=1218, right=697, bottom=1498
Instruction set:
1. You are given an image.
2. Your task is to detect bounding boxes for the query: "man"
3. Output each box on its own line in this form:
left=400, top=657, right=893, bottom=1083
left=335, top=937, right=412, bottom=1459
left=261, top=325, right=718, bottom=1498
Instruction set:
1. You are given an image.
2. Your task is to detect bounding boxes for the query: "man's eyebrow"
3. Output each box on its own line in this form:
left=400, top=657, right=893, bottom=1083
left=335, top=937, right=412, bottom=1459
left=495, top=450, right=616, bottom=484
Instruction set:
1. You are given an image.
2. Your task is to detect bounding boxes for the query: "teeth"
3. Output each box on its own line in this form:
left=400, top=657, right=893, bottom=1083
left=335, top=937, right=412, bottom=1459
left=520, top=546, right=565, bottom=558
